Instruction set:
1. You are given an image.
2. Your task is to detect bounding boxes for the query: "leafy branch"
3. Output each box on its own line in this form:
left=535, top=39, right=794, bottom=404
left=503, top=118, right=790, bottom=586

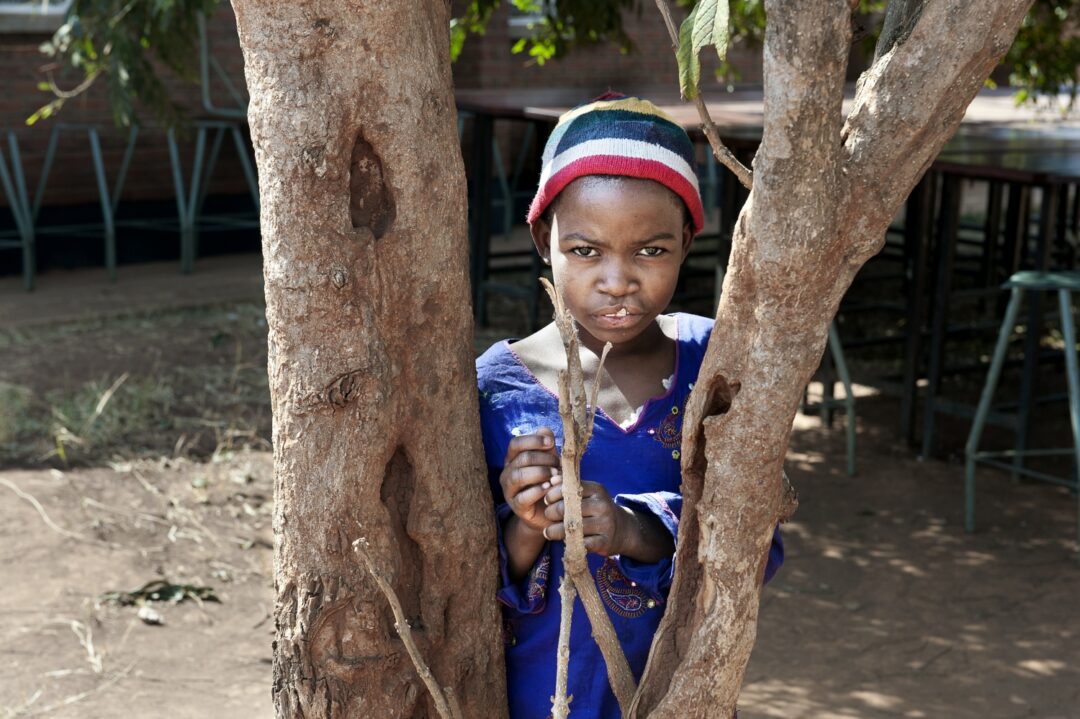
left=31, top=0, right=218, bottom=128
left=657, top=0, right=753, bottom=190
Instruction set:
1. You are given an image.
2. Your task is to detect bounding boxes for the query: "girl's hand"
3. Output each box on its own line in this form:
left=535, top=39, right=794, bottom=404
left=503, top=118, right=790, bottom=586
left=541, top=480, right=633, bottom=557
left=543, top=482, right=675, bottom=562
left=499, top=427, right=562, bottom=534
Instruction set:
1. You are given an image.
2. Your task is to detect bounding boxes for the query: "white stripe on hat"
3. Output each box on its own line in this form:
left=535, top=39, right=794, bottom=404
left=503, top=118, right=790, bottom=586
left=539, top=137, right=700, bottom=193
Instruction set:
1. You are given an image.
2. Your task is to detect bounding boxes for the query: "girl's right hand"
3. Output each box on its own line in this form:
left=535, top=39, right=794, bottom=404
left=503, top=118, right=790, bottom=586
left=500, top=427, right=562, bottom=533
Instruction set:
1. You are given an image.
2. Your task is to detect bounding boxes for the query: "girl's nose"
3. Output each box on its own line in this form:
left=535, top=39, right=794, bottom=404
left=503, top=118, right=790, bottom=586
left=597, top=258, right=638, bottom=297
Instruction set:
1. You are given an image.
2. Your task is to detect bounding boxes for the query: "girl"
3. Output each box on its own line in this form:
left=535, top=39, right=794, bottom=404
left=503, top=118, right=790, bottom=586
left=476, top=94, right=783, bottom=719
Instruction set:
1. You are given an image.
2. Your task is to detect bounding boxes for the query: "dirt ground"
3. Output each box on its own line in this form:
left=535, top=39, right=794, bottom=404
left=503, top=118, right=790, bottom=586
left=2, top=256, right=1079, bottom=718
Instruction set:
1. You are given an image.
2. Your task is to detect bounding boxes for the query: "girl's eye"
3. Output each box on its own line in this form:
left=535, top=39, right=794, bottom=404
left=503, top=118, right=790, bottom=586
left=639, top=247, right=666, bottom=257
left=570, top=247, right=598, bottom=258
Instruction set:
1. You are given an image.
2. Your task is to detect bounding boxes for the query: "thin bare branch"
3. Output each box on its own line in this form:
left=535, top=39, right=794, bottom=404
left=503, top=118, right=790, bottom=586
left=551, top=577, right=577, bottom=719
left=353, top=536, right=463, bottom=719
left=540, top=278, right=638, bottom=716
left=0, top=478, right=90, bottom=543
left=653, top=0, right=753, bottom=190
left=584, top=341, right=612, bottom=446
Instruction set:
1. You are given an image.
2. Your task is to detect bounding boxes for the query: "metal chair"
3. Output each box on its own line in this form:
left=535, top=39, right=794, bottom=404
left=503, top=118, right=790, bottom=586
left=964, top=270, right=1080, bottom=552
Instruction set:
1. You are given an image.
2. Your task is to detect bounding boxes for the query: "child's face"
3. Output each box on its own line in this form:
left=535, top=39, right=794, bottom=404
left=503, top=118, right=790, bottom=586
left=531, top=176, right=693, bottom=349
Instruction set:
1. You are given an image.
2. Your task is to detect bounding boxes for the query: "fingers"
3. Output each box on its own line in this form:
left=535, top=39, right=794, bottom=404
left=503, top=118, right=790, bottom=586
left=512, top=484, right=550, bottom=514
left=542, top=522, right=563, bottom=542
left=506, top=464, right=559, bottom=493
left=543, top=484, right=563, bottom=507
left=504, top=429, right=557, bottom=466
left=542, top=519, right=614, bottom=554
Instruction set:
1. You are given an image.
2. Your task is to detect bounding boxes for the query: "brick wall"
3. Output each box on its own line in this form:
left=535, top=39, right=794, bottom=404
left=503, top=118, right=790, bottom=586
left=452, top=3, right=762, bottom=92
left=0, top=3, right=249, bottom=210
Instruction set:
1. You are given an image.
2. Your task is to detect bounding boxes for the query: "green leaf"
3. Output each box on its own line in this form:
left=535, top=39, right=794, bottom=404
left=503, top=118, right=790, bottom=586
left=677, top=3, right=701, bottom=99
left=712, top=0, right=730, bottom=62
left=678, top=0, right=730, bottom=100
left=691, top=0, right=716, bottom=58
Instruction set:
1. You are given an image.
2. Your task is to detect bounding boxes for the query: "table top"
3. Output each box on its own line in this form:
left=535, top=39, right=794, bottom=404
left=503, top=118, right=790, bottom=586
left=936, top=126, right=1080, bottom=183
left=456, top=87, right=1080, bottom=183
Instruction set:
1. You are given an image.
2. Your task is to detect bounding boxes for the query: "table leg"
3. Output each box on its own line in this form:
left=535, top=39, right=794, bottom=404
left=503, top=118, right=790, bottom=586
left=901, top=175, right=932, bottom=444
left=469, top=113, right=494, bottom=323
left=921, top=173, right=960, bottom=459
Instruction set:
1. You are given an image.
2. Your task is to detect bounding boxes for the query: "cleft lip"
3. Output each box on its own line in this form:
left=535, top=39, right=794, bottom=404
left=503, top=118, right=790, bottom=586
left=596, top=305, right=640, bottom=317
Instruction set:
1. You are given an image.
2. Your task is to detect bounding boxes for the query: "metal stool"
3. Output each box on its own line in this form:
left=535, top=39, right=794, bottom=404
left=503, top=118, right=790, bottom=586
left=801, top=323, right=857, bottom=477
left=964, top=270, right=1080, bottom=551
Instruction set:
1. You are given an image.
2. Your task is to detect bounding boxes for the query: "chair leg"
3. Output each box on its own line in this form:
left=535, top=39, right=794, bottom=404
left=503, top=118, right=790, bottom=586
left=1055, top=288, right=1080, bottom=556
left=0, top=134, right=35, bottom=291
left=87, top=128, right=117, bottom=281
left=828, top=322, right=857, bottom=477
left=965, top=287, right=1024, bottom=533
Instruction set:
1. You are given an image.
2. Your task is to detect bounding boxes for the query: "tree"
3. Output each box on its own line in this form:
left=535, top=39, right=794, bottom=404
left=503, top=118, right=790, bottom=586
left=228, top=0, right=1034, bottom=716
left=36, top=0, right=1038, bottom=715
left=227, top=2, right=506, bottom=716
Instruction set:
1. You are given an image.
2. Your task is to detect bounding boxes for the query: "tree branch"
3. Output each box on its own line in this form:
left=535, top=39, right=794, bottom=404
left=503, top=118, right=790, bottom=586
left=551, top=577, right=577, bottom=719
left=653, top=0, right=754, bottom=190
left=540, top=278, right=637, bottom=717
left=353, top=536, right=463, bottom=719
left=842, top=0, right=1034, bottom=259
left=873, top=0, right=927, bottom=62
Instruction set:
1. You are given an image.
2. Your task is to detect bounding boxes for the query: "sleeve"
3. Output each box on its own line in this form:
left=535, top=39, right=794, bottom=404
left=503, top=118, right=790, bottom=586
left=614, top=491, right=785, bottom=593
left=763, top=525, right=784, bottom=584
left=612, top=491, right=681, bottom=599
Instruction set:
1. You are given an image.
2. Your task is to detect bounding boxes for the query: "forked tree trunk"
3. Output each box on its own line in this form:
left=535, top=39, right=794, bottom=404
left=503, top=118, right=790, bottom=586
left=230, top=1, right=506, bottom=717
left=632, top=0, right=1033, bottom=715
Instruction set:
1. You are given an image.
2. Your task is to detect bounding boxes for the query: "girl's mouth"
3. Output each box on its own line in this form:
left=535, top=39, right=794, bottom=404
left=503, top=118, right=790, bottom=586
left=595, top=307, right=643, bottom=329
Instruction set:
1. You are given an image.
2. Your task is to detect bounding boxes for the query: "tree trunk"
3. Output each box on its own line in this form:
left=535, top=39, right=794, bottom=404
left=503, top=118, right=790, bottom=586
left=230, top=1, right=506, bottom=717
left=633, top=0, right=1033, bottom=715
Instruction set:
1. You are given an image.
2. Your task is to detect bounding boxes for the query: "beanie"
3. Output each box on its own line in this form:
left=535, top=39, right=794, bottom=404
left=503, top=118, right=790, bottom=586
left=526, top=93, right=704, bottom=234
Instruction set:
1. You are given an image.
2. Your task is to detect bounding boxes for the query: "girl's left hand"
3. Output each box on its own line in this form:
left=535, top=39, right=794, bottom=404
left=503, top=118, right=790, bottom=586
left=541, top=481, right=633, bottom=557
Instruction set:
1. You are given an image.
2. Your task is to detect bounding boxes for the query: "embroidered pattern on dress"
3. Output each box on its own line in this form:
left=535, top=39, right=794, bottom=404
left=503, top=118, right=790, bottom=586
left=595, top=558, right=658, bottom=619
left=650, top=399, right=685, bottom=456
left=527, top=554, right=551, bottom=603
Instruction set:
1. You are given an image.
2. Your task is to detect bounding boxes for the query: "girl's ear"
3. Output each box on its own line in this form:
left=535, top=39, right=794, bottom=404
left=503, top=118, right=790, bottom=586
left=679, top=221, right=694, bottom=264
left=531, top=217, right=553, bottom=265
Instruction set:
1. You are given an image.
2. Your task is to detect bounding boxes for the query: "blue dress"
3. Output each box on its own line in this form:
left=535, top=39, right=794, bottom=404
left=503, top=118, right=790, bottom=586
left=477, top=313, right=783, bottom=719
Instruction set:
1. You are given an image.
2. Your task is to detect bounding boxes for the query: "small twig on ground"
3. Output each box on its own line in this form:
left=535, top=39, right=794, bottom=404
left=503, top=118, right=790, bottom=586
left=81, top=497, right=170, bottom=527
left=653, top=0, right=754, bottom=190
left=17, top=661, right=135, bottom=717
left=69, top=620, right=104, bottom=674
left=353, top=535, right=463, bottom=719
left=551, top=577, right=577, bottom=719
left=0, top=478, right=89, bottom=543
left=540, top=278, right=637, bottom=716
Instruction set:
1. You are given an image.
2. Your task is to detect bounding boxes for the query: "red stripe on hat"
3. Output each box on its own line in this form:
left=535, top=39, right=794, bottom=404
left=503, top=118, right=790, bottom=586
left=527, top=155, right=704, bottom=234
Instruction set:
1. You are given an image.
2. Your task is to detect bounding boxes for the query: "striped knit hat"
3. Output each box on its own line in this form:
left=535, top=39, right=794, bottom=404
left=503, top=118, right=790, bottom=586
left=527, top=93, right=704, bottom=234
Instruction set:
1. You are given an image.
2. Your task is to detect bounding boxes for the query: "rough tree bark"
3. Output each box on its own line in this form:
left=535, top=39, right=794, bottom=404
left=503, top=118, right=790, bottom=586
left=230, top=1, right=506, bottom=717
left=631, top=0, right=1033, bottom=716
